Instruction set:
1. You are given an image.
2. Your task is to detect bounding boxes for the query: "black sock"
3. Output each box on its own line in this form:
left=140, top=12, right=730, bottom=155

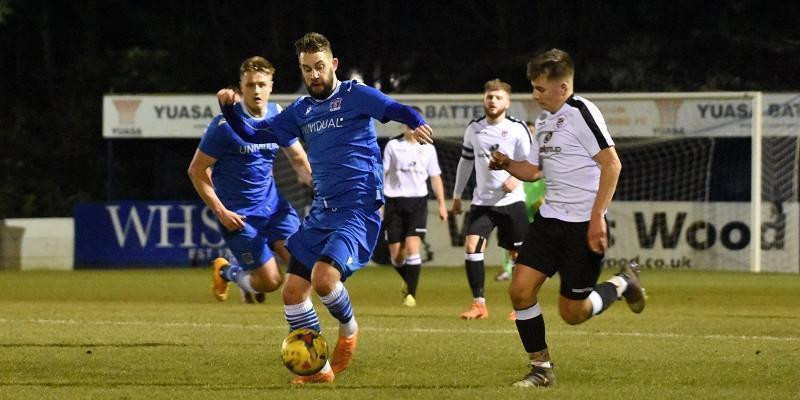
left=592, top=281, right=618, bottom=315
left=465, top=259, right=485, bottom=298
left=394, top=265, right=407, bottom=282
left=405, top=263, right=421, bottom=296
left=515, top=310, right=548, bottom=353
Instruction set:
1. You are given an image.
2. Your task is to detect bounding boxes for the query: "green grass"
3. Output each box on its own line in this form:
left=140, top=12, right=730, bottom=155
left=1, top=267, right=798, bottom=399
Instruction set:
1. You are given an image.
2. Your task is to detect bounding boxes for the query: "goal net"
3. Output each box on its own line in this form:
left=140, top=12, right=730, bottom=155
left=270, top=92, right=799, bottom=273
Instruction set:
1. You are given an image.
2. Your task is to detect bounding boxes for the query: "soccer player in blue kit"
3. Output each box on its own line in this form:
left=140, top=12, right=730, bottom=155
left=188, top=56, right=311, bottom=303
left=217, top=33, right=434, bottom=384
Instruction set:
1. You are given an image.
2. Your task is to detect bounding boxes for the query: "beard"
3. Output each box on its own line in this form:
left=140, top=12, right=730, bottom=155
left=306, top=72, right=336, bottom=100
left=484, top=106, right=506, bottom=120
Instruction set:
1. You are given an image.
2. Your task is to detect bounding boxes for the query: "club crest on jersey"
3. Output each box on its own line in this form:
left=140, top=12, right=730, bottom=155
left=544, top=132, right=553, bottom=143
left=501, top=130, right=508, bottom=138
left=556, top=117, right=565, bottom=129
left=330, top=98, right=342, bottom=112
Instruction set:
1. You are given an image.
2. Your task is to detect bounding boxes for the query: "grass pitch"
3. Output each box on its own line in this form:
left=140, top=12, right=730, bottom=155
left=1, top=266, right=798, bottom=399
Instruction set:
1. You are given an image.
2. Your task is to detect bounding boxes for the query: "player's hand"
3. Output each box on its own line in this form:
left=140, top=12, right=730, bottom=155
left=438, top=203, right=448, bottom=221
left=216, top=208, right=247, bottom=232
left=217, top=88, right=240, bottom=106
left=489, top=150, right=510, bottom=170
left=411, top=124, right=434, bottom=144
left=501, top=176, right=519, bottom=193
left=587, top=217, right=608, bottom=254
left=451, top=198, right=463, bottom=215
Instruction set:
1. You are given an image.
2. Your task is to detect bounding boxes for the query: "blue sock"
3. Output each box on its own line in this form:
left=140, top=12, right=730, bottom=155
left=284, top=298, right=320, bottom=332
left=221, top=263, right=243, bottom=282
left=320, top=282, right=354, bottom=324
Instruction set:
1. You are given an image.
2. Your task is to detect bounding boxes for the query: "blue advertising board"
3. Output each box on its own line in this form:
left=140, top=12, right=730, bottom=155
left=74, top=201, right=232, bottom=268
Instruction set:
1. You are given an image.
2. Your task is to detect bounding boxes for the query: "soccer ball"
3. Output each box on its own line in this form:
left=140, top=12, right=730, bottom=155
left=280, top=328, right=329, bottom=376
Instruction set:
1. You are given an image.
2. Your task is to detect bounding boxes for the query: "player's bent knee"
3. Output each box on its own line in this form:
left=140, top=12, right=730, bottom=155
left=509, top=283, right=537, bottom=309
left=558, top=299, right=591, bottom=325
left=251, top=274, right=283, bottom=293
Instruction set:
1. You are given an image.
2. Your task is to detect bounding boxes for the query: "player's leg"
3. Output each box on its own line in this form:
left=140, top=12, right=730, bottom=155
left=461, top=232, right=490, bottom=320
left=510, top=213, right=558, bottom=387
left=495, top=202, right=529, bottom=318
left=556, top=220, right=646, bottom=325
left=283, top=258, right=334, bottom=384
left=401, top=235, right=422, bottom=306
left=509, top=264, right=556, bottom=387
left=248, top=200, right=300, bottom=303
left=212, top=219, right=271, bottom=303
left=312, top=206, right=381, bottom=374
left=496, top=250, right=513, bottom=281
left=399, top=197, right=427, bottom=306
left=384, top=198, right=408, bottom=282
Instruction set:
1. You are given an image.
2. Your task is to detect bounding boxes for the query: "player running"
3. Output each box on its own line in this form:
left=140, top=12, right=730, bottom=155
left=217, top=32, right=433, bottom=384
left=489, top=48, right=646, bottom=387
left=188, top=56, right=311, bottom=304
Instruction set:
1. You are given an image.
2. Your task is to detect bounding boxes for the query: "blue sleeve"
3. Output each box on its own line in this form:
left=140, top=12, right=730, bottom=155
left=383, top=102, right=426, bottom=128
left=351, top=83, right=426, bottom=128
left=220, top=103, right=275, bottom=144
left=198, top=116, right=227, bottom=158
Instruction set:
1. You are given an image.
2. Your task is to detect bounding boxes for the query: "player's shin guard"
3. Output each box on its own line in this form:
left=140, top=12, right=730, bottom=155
left=405, top=254, right=422, bottom=296
left=285, top=297, right=321, bottom=332
left=320, top=282, right=356, bottom=337
left=464, top=252, right=485, bottom=298
left=515, top=303, right=548, bottom=357
left=588, top=281, right=620, bottom=316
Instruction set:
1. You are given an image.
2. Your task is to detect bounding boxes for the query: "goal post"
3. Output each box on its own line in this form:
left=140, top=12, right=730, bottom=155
left=580, top=92, right=765, bottom=273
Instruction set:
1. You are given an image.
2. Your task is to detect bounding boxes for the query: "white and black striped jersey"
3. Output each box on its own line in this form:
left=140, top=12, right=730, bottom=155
left=383, top=135, right=442, bottom=198
left=454, top=115, right=531, bottom=206
left=528, top=94, right=614, bottom=222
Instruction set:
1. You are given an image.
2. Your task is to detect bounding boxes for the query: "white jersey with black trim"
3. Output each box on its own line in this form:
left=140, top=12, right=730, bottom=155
left=456, top=115, right=531, bottom=206
left=383, top=135, right=442, bottom=198
left=528, top=94, right=614, bottom=222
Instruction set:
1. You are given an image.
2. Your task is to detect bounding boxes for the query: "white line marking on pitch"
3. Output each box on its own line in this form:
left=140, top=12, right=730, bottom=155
left=1, top=317, right=798, bottom=343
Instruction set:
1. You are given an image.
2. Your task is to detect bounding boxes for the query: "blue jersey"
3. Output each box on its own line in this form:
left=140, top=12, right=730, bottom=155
left=222, top=80, right=424, bottom=209
left=198, top=102, right=295, bottom=217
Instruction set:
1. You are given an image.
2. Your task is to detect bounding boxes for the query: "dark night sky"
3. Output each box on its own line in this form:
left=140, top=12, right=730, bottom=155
left=1, top=0, right=799, bottom=217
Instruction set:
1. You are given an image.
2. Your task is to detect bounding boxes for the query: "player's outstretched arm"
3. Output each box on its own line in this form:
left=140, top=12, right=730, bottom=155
left=216, top=88, right=274, bottom=144
left=490, top=150, right=541, bottom=182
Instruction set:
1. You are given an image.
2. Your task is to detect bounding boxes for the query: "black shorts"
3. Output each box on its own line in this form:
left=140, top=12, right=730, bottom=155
left=516, top=212, right=604, bottom=300
left=383, top=196, right=428, bottom=243
left=465, top=201, right=529, bottom=251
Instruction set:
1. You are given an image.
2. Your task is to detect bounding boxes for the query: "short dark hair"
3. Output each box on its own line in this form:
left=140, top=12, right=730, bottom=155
left=239, top=56, right=275, bottom=78
left=483, top=79, right=512, bottom=94
left=294, top=32, right=332, bottom=57
left=526, top=48, right=574, bottom=81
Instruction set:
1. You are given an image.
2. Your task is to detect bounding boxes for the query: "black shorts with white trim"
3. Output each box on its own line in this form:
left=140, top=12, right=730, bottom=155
left=515, top=212, right=604, bottom=300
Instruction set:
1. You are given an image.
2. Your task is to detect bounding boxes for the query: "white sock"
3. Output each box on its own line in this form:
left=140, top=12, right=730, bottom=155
left=474, top=297, right=486, bottom=305
left=339, top=316, right=358, bottom=338
left=531, top=360, right=552, bottom=368
left=608, top=275, right=628, bottom=298
left=234, top=271, right=256, bottom=294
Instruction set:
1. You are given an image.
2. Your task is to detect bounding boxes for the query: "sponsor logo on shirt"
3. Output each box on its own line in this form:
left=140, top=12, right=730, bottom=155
left=330, top=97, right=342, bottom=112
left=301, top=117, right=345, bottom=135
left=240, top=143, right=279, bottom=154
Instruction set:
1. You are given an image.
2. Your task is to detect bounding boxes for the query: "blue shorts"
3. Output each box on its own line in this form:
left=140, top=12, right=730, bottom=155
left=286, top=204, right=381, bottom=280
left=220, top=199, right=300, bottom=271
